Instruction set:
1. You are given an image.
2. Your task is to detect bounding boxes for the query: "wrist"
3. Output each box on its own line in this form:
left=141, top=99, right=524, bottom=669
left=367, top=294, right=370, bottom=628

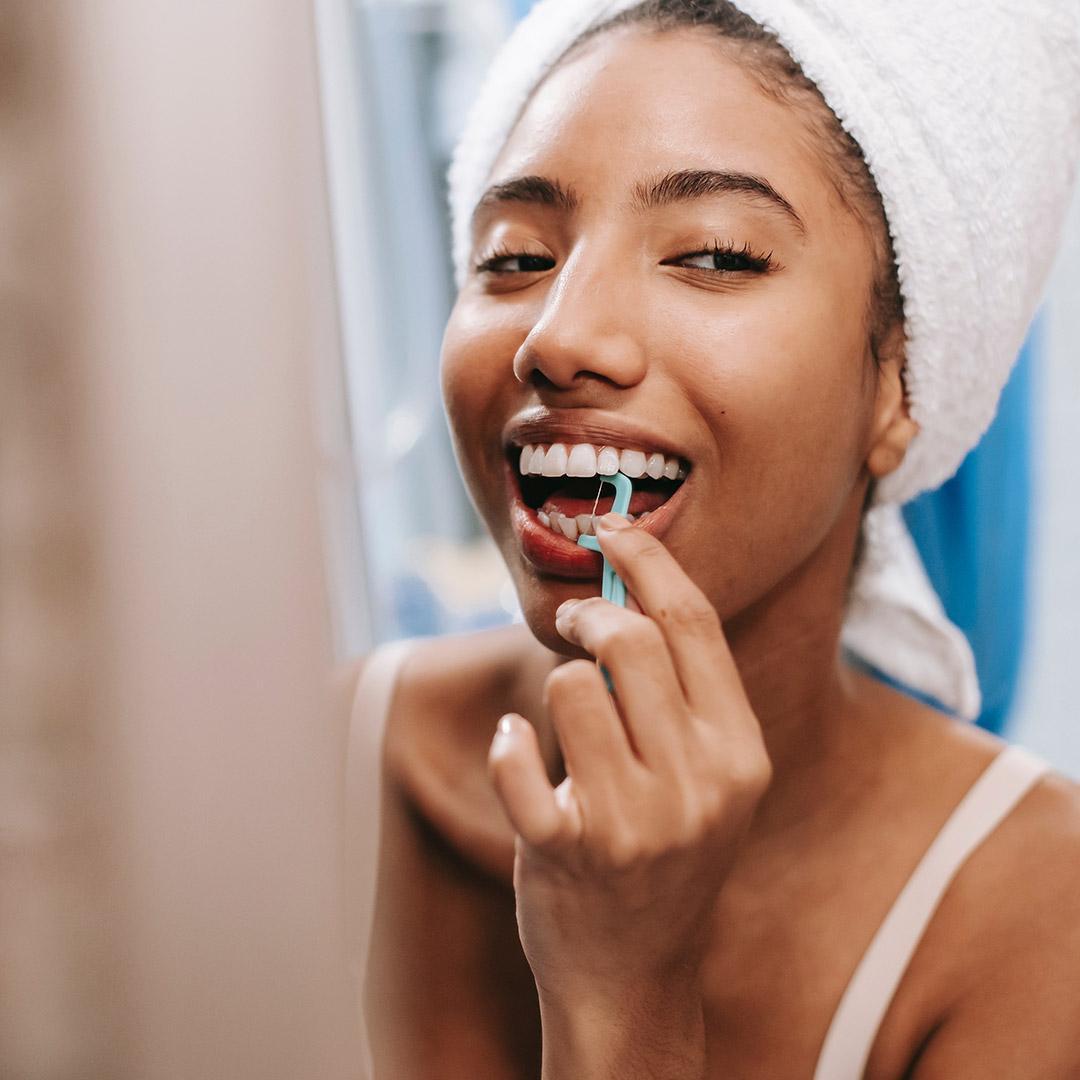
left=538, top=979, right=706, bottom=1080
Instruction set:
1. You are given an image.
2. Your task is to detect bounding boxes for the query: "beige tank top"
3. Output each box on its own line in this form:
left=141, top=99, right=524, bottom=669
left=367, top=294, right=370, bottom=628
left=347, top=639, right=1051, bottom=1080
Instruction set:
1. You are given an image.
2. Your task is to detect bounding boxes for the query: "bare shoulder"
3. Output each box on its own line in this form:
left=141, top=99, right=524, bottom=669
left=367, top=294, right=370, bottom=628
left=378, top=622, right=545, bottom=774
left=342, top=624, right=537, bottom=757
left=846, top=683, right=1080, bottom=1075
left=892, top=695, right=1080, bottom=949
left=962, top=754, right=1080, bottom=966
left=911, top=727, right=1080, bottom=1076
left=360, top=626, right=545, bottom=1078
left=372, top=623, right=549, bottom=883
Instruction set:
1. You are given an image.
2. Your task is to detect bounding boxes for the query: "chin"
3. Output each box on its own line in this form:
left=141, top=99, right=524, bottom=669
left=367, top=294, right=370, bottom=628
left=507, top=567, right=599, bottom=657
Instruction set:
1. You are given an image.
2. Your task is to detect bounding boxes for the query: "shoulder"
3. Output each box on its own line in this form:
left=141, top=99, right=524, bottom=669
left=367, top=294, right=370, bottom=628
left=343, top=624, right=532, bottom=746
left=960, top=754, right=1080, bottom=968
left=354, top=624, right=548, bottom=882
left=912, top=744, right=1080, bottom=1076
left=896, top=703, right=1080, bottom=955
left=357, top=629, right=545, bottom=1077
left=851, top=687, right=1080, bottom=1074
left=959, top=753, right=1080, bottom=955
left=375, top=623, right=543, bottom=764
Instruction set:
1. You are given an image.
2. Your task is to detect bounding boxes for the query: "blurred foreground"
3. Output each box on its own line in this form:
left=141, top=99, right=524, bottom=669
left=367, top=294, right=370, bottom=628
left=1, top=4, right=363, bottom=1078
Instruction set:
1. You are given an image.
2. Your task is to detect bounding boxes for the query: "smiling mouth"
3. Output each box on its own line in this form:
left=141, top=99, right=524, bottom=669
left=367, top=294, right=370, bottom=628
left=508, top=440, right=691, bottom=541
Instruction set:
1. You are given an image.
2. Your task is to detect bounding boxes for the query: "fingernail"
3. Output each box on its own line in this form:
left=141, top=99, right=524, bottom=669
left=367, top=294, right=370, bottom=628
left=555, top=598, right=580, bottom=619
left=497, top=715, right=514, bottom=737
left=596, top=513, right=630, bottom=531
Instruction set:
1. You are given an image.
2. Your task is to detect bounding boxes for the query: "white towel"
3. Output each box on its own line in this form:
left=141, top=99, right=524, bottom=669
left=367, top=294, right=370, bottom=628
left=447, top=0, right=1080, bottom=719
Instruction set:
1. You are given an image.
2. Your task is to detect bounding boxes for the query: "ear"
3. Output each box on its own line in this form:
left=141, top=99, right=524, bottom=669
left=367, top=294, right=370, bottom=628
left=866, top=322, right=919, bottom=480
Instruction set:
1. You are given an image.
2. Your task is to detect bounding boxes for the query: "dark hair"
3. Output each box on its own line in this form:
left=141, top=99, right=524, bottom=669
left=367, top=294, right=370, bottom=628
left=562, top=0, right=905, bottom=370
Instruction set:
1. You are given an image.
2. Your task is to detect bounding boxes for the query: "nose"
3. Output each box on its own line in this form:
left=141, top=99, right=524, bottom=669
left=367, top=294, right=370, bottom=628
left=512, top=251, right=648, bottom=391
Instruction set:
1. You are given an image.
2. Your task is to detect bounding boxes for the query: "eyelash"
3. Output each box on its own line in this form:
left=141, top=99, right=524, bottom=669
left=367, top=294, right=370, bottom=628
left=473, top=239, right=778, bottom=276
left=473, top=245, right=554, bottom=275
left=672, top=239, right=778, bottom=275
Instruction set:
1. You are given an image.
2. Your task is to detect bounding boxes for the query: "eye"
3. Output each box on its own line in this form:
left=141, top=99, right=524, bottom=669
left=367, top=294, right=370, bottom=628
left=665, top=240, right=777, bottom=275
left=474, top=247, right=556, bottom=275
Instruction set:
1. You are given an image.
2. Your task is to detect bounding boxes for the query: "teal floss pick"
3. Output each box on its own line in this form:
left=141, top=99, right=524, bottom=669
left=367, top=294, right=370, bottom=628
left=577, top=471, right=633, bottom=691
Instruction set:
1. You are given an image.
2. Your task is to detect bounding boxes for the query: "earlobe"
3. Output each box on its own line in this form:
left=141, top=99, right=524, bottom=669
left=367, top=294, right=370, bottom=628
left=866, top=326, right=919, bottom=480
left=867, top=407, right=919, bottom=479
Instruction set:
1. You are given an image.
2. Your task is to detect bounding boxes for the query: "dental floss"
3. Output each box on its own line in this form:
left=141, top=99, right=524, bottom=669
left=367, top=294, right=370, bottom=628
left=589, top=482, right=604, bottom=520
left=577, top=471, right=633, bottom=692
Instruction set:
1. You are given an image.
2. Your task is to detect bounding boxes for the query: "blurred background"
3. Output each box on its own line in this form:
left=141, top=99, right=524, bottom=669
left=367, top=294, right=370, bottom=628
left=2, top=1, right=1077, bottom=1078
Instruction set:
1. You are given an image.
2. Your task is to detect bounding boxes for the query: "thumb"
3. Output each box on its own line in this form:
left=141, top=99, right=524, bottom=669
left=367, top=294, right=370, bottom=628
left=488, top=714, right=571, bottom=851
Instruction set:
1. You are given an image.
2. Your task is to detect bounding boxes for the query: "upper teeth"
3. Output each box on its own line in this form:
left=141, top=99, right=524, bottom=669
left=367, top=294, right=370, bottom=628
left=517, top=443, right=686, bottom=480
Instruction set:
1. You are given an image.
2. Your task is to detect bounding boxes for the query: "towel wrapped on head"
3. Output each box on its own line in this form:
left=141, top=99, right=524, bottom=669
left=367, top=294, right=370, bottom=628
left=447, top=0, right=1080, bottom=720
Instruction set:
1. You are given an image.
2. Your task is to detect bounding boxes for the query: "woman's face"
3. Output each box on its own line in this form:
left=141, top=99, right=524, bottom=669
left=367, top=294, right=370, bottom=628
left=441, top=27, right=892, bottom=654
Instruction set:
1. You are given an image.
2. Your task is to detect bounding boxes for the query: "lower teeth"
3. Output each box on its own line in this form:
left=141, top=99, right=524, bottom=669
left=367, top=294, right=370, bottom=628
left=538, top=509, right=647, bottom=539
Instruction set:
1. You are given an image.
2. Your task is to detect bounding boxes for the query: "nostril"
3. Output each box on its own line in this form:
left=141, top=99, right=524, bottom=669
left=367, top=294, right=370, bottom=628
left=527, top=368, right=558, bottom=391
left=527, top=367, right=632, bottom=395
left=514, top=329, right=648, bottom=390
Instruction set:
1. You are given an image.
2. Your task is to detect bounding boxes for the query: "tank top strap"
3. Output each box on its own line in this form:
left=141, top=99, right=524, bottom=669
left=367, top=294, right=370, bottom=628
left=813, top=743, right=1052, bottom=1080
left=344, top=639, right=417, bottom=1076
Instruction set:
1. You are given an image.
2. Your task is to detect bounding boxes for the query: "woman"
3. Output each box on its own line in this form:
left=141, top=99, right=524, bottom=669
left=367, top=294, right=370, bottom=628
left=349, top=2, right=1080, bottom=1076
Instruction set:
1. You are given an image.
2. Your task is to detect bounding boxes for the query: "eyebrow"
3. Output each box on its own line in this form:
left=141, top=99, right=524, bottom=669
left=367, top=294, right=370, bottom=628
left=473, top=175, right=580, bottom=220
left=632, top=169, right=805, bottom=233
left=472, top=168, right=805, bottom=233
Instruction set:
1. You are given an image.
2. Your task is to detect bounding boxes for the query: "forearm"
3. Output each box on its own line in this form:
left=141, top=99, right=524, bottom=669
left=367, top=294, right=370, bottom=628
left=538, top=981, right=707, bottom=1080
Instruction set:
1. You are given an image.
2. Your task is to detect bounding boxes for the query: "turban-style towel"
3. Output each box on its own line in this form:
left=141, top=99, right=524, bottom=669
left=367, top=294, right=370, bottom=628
left=447, top=0, right=1080, bottom=720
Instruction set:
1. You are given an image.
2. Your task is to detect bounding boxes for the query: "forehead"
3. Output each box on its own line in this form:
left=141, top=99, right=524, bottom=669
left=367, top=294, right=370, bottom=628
left=486, top=27, right=832, bottom=219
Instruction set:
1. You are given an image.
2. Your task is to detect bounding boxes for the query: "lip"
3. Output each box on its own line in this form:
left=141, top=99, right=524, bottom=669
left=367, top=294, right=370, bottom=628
left=503, top=406, right=692, bottom=465
left=504, top=454, right=694, bottom=580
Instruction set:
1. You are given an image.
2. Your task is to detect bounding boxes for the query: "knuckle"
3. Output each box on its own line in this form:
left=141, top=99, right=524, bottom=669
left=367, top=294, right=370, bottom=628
left=727, top=749, right=773, bottom=799
left=692, top=784, right=725, bottom=827
left=602, top=828, right=643, bottom=871
left=677, top=818, right=712, bottom=852
left=567, top=596, right=606, bottom=621
left=687, top=741, right=772, bottom=815
left=599, top=615, right=663, bottom=657
left=525, top=827, right=568, bottom=863
left=534, top=818, right=574, bottom=856
left=544, top=658, right=596, bottom=700
left=658, top=597, right=721, bottom=637
left=679, top=781, right=725, bottom=839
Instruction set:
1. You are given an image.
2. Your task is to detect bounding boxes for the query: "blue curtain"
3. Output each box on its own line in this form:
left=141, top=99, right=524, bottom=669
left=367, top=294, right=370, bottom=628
left=903, top=328, right=1037, bottom=733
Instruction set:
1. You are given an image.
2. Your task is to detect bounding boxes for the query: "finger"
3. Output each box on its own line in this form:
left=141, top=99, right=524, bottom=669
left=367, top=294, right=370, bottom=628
left=488, top=714, right=579, bottom=850
left=544, top=659, right=640, bottom=826
left=555, top=597, right=689, bottom=773
left=594, top=514, right=741, bottom=718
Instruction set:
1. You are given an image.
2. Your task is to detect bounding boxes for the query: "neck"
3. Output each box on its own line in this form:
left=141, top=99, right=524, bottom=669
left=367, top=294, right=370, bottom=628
left=723, top=571, right=870, bottom=842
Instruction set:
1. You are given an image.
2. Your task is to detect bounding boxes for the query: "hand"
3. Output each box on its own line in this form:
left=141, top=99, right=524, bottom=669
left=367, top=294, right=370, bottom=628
left=488, top=513, right=772, bottom=1057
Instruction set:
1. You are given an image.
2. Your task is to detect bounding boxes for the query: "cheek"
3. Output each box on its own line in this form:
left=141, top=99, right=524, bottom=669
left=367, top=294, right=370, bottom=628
left=675, top=281, right=875, bottom=543
left=750, top=320, right=870, bottom=468
left=440, top=314, right=496, bottom=484
left=439, top=305, right=482, bottom=427
left=439, top=298, right=525, bottom=520
left=685, top=295, right=870, bottom=448
left=439, top=296, right=524, bottom=422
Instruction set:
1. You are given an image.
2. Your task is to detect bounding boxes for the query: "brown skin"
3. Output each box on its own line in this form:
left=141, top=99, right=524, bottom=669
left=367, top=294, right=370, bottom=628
left=356, top=27, right=1080, bottom=1080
